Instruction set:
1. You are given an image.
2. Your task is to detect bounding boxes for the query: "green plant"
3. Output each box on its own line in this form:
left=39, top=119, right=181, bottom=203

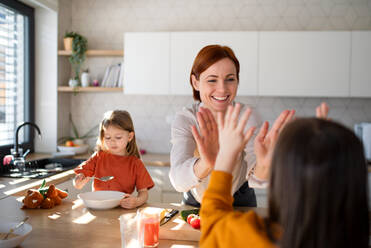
left=58, top=113, right=98, bottom=144
left=64, top=31, right=75, bottom=38
left=65, top=31, right=88, bottom=82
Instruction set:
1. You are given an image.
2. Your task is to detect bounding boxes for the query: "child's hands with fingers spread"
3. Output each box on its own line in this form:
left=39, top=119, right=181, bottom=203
left=120, top=194, right=138, bottom=209
left=214, top=103, right=256, bottom=173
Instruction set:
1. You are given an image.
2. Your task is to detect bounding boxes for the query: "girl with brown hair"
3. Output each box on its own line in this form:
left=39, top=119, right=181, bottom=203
left=73, top=110, right=154, bottom=209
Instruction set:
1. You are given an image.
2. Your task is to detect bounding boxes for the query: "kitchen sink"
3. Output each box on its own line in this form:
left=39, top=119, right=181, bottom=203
left=0, top=158, right=85, bottom=179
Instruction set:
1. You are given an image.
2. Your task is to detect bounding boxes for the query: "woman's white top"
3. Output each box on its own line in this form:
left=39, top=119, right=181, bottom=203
left=169, top=102, right=268, bottom=203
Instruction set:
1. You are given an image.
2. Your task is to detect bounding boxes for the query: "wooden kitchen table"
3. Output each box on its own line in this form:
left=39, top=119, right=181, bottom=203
left=0, top=196, right=200, bottom=248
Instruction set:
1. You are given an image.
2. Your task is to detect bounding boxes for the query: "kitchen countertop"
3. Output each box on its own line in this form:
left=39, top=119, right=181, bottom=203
left=0, top=195, right=203, bottom=247
left=0, top=152, right=170, bottom=199
left=26, top=152, right=170, bottom=167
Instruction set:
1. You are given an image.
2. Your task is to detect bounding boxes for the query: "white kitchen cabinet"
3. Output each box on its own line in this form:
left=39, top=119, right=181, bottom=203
left=350, top=31, right=371, bottom=97
left=123, top=32, right=170, bottom=95
left=259, top=31, right=351, bottom=97
left=170, top=32, right=259, bottom=96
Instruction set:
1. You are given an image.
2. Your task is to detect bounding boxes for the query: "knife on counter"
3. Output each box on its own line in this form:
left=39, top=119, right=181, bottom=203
left=160, top=209, right=179, bottom=226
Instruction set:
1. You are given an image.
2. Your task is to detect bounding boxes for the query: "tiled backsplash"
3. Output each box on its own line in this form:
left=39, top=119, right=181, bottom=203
left=60, top=0, right=371, bottom=153
left=70, top=94, right=371, bottom=153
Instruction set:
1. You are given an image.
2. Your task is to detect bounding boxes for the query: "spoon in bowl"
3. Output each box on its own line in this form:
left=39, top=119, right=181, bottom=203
left=3, top=216, right=29, bottom=240
left=88, top=176, right=114, bottom=182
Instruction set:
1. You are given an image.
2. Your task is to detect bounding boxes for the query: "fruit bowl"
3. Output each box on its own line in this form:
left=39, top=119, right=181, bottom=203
left=57, top=144, right=89, bottom=155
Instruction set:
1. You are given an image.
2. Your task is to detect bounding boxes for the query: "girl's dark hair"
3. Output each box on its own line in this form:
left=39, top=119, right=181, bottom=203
left=267, top=118, right=369, bottom=248
left=190, top=45, right=240, bottom=101
left=96, top=110, right=140, bottom=158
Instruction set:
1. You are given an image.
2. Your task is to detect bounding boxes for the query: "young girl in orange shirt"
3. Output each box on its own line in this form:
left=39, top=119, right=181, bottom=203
left=73, top=110, right=154, bottom=209
left=197, top=103, right=369, bottom=248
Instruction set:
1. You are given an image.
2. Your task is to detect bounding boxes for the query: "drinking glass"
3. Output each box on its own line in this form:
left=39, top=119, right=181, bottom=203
left=137, top=208, right=160, bottom=248
left=120, top=213, right=139, bottom=248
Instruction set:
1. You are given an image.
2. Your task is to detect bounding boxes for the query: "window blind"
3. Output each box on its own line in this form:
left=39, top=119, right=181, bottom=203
left=0, top=5, right=24, bottom=146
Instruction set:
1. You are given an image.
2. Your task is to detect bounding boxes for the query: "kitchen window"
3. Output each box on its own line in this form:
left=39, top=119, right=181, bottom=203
left=0, top=0, right=34, bottom=159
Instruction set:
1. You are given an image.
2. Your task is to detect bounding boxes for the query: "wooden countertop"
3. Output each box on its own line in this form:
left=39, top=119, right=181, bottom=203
left=0, top=195, right=201, bottom=247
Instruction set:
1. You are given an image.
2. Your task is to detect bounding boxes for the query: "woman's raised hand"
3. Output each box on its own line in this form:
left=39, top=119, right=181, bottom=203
left=316, top=102, right=330, bottom=119
left=253, top=109, right=296, bottom=180
left=214, top=104, right=256, bottom=173
left=191, top=107, right=220, bottom=176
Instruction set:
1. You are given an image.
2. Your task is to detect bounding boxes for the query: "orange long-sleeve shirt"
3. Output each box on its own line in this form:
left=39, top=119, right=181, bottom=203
left=74, top=150, right=154, bottom=193
left=200, top=171, right=279, bottom=248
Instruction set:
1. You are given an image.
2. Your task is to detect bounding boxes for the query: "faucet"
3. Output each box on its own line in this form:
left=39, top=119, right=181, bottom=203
left=12, top=122, right=42, bottom=158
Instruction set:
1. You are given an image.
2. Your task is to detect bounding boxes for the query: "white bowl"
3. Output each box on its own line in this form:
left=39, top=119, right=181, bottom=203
left=78, top=191, right=125, bottom=210
left=0, top=222, right=32, bottom=248
left=57, top=144, right=89, bottom=155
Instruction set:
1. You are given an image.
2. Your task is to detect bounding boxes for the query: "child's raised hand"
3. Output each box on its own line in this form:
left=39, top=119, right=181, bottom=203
left=120, top=194, right=138, bottom=209
left=214, top=104, right=256, bottom=173
left=73, top=173, right=90, bottom=189
left=253, top=109, right=295, bottom=180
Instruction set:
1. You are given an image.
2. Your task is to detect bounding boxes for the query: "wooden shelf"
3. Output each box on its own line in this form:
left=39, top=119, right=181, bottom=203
left=58, top=86, right=123, bottom=92
left=58, top=50, right=123, bottom=56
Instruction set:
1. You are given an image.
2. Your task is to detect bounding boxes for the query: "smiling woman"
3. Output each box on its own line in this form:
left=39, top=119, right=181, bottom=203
left=0, top=0, right=34, bottom=161
left=169, top=45, right=263, bottom=207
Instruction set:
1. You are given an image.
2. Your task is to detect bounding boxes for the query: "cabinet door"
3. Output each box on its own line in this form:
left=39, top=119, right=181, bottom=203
left=350, top=31, right=371, bottom=97
left=170, top=32, right=258, bottom=96
left=123, top=32, right=170, bottom=95
left=259, top=31, right=351, bottom=97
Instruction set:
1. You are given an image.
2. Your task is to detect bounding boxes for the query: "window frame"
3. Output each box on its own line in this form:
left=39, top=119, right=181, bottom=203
left=0, top=0, right=34, bottom=161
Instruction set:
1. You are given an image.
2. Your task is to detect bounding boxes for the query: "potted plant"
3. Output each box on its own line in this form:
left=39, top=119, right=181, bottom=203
left=63, top=31, right=74, bottom=51
left=65, top=31, right=88, bottom=86
left=58, top=113, right=98, bottom=146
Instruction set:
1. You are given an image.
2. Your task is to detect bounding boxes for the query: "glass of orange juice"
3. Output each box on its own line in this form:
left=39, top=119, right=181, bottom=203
left=137, top=208, right=160, bottom=247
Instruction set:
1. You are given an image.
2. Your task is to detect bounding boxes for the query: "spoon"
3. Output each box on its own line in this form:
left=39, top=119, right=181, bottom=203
left=88, top=176, right=114, bottom=182
left=3, top=216, right=29, bottom=240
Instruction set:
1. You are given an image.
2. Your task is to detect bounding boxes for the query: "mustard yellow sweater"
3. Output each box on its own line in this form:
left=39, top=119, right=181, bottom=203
left=200, top=171, right=278, bottom=248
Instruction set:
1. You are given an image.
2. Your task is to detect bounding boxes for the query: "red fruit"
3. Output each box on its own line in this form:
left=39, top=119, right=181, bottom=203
left=65, top=140, right=75, bottom=147
left=187, top=214, right=197, bottom=224
left=190, top=217, right=201, bottom=229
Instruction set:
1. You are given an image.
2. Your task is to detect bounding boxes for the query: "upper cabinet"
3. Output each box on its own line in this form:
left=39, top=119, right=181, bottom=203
left=350, top=31, right=371, bottom=97
left=170, top=32, right=258, bottom=95
left=123, top=31, right=371, bottom=97
left=259, top=31, right=351, bottom=97
left=123, top=32, right=170, bottom=95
